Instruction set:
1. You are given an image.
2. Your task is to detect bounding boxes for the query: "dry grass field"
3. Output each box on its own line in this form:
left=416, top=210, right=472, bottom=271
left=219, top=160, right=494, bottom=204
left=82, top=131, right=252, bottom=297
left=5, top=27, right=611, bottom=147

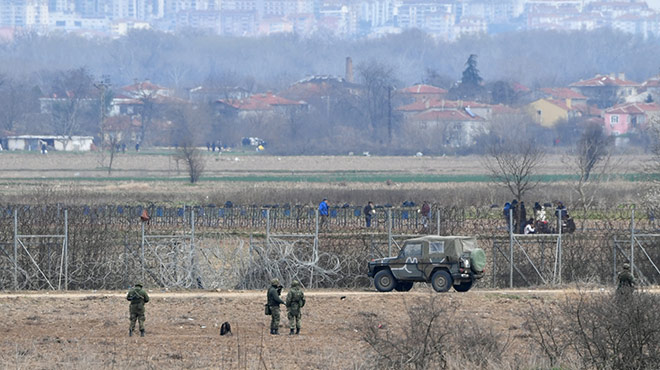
left=0, top=152, right=648, bottom=178
left=0, top=288, right=575, bottom=369
left=0, top=152, right=650, bottom=206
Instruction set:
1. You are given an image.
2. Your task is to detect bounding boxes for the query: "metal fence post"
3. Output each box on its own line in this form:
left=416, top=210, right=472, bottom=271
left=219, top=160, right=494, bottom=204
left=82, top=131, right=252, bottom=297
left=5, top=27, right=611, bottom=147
left=191, top=209, right=198, bottom=288
left=141, top=221, right=145, bottom=282
left=631, top=207, right=635, bottom=277
left=388, top=209, right=392, bottom=257
left=266, top=209, right=271, bottom=246
left=13, top=209, right=18, bottom=291
left=64, top=209, right=68, bottom=290
left=509, top=206, right=513, bottom=288
left=558, top=211, right=562, bottom=284
left=436, top=207, right=441, bottom=236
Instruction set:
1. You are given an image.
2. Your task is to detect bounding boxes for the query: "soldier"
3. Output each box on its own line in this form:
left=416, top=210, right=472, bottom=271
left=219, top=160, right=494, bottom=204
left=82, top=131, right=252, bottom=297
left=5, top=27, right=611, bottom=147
left=267, top=278, right=285, bottom=335
left=286, top=280, right=306, bottom=335
left=126, top=282, right=150, bottom=337
left=617, top=263, right=635, bottom=295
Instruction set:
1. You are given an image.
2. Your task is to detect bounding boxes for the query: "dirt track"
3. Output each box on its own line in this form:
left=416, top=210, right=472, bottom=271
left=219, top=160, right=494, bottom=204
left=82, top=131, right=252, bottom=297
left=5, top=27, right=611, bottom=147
left=1, top=287, right=652, bottom=369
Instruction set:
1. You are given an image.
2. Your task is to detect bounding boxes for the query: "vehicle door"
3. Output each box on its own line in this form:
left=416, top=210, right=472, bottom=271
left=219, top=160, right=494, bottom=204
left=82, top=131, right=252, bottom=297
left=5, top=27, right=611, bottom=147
left=390, top=242, right=424, bottom=280
left=424, top=240, right=447, bottom=277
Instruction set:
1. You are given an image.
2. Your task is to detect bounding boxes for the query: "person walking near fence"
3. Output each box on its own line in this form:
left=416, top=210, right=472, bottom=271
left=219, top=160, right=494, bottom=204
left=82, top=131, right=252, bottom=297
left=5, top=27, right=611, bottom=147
left=364, top=201, right=375, bottom=228
left=503, top=202, right=512, bottom=231
left=286, top=280, right=306, bottom=335
left=266, top=278, right=285, bottom=335
left=126, top=282, right=150, bottom=337
left=419, top=201, right=431, bottom=233
left=617, top=263, right=635, bottom=295
left=319, top=198, right=329, bottom=230
left=511, top=200, right=519, bottom=234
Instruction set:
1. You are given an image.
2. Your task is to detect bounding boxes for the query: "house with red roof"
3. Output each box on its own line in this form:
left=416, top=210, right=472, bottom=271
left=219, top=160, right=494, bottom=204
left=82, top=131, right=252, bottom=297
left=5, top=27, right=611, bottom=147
left=602, top=102, right=660, bottom=136
left=540, top=87, right=588, bottom=108
left=121, top=80, right=174, bottom=99
left=639, top=75, right=660, bottom=102
left=569, top=73, right=640, bottom=108
left=527, top=98, right=584, bottom=127
left=397, top=99, right=494, bottom=119
left=410, top=107, right=486, bottom=147
left=216, top=92, right=307, bottom=118
left=280, top=75, right=360, bottom=115
left=398, top=84, right=448, bottom=102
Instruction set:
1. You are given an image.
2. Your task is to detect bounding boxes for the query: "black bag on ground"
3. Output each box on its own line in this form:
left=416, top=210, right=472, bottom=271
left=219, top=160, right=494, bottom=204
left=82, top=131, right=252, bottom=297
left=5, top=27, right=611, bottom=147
left=220, top=321, right=232, bottom=336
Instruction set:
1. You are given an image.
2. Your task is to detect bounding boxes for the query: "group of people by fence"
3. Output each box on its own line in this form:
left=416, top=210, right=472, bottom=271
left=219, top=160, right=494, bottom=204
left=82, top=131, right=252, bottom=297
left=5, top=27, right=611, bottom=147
left=503, top=200, right=575, bottom=235
left=319, top=199, right=432, bottom=232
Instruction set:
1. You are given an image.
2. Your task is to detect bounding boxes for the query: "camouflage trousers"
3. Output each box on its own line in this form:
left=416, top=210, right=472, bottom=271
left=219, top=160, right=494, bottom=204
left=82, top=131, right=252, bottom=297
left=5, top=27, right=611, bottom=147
left=270, top=306, right=281, bottom=330
left=288, top=310, right=301, bottom=330
left=129, top=305, right=146, bottom=332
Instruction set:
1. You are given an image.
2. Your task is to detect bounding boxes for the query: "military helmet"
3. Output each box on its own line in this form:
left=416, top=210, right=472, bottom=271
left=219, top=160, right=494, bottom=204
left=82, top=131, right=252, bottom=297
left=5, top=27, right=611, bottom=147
left=291, top=280, right=300, bottom=287
left=270, top=278, right=280, bottom=286
left=623, top=263, right=630, bottom=270
left=134, top=282, right=143, bottom=287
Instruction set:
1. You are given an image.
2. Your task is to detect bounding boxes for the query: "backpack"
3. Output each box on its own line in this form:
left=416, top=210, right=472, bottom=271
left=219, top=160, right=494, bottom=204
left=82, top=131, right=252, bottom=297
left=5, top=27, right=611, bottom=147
left=220, top=321, right=232, bottom=336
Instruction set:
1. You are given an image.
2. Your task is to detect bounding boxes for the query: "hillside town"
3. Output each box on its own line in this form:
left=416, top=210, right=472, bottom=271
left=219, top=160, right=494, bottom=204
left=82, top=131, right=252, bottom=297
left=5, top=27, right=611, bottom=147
left=2, top=0, right=660, bottom=40
left=3, top=54, right=659, bottom=154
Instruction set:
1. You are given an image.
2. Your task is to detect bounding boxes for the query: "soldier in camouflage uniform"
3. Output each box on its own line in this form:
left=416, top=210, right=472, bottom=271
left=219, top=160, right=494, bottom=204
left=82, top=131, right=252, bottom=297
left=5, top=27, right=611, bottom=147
left=617, top=263, right=635, bottom=295
left=286, top=280, right=306, bottom=335
left=126, top=283, right=150, bottom=337
left=267, top=278, right=285, bottom=335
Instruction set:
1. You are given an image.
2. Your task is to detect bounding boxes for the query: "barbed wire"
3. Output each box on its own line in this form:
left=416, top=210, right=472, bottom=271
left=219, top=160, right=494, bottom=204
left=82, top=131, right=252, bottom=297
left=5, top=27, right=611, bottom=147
left=0, top=203, right=658, bottom=290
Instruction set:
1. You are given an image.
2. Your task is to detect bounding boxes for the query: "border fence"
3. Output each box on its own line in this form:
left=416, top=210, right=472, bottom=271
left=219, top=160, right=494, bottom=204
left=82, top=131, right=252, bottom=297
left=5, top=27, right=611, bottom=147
left=0, top=203, right=658, bottom=290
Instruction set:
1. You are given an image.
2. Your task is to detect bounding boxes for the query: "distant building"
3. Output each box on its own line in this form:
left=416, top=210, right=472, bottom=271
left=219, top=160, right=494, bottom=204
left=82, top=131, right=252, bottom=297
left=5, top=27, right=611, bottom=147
left=398, top=84, right=448, bottom=103
left=602, top=102, right=660, bottom=136
left=569, top=73, right=640, bottom=108
left=6, top=135, right=94, bottom=151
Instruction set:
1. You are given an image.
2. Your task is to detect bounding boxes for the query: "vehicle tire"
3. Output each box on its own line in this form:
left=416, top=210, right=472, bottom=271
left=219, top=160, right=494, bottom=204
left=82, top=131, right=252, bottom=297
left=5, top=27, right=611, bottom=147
left=374, top=270, right=396, bottom=292
left=453, top=280, right=473, bottom=292
left=431, top=270, right=452, bottom=292
left=394, top=281, right=414, bottom=292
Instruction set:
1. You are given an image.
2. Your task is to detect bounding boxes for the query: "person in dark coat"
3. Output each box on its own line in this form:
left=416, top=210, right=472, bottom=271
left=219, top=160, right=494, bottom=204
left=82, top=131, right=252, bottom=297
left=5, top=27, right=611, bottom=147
left=363, top=201, right=375, bottom=228
left=126, top=283, right=150, bottom=337
left=266, top=278, right=285, bottom=335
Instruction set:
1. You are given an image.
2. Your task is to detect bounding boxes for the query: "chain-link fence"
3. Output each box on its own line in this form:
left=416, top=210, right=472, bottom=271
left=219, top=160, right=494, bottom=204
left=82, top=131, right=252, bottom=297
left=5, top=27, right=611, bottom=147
left=0, top=203, right=658, bottom=290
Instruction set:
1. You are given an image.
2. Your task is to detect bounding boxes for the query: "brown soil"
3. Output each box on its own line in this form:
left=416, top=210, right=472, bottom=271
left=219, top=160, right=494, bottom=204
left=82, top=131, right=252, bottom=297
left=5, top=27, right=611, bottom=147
left=0, top=152, right=647, bottom=178
left=0, top=288, right=612, bottom=369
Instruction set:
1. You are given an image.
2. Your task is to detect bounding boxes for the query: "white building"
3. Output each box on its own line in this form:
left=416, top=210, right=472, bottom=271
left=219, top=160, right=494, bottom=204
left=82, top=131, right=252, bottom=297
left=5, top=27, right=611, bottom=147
left=7, top=135, right=94, bottom=152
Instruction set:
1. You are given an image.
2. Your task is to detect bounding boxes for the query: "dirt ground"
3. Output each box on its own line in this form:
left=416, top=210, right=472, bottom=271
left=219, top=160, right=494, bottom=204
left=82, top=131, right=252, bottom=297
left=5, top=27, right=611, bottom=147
left=0, top=287, right=621, bottom=369
left=0, top=152, right=648, bottom=179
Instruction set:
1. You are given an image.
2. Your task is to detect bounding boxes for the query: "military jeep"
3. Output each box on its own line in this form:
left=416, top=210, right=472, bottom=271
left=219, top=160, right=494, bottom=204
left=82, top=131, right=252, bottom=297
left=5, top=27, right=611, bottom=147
left=367, top=235, right=486, bottom=292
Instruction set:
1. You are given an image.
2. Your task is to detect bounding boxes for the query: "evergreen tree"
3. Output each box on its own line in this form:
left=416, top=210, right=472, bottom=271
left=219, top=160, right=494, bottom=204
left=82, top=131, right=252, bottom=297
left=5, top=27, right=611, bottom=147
left=461, top=54, right=483, bottom=88
left=449, top=54, right=485, bottom=101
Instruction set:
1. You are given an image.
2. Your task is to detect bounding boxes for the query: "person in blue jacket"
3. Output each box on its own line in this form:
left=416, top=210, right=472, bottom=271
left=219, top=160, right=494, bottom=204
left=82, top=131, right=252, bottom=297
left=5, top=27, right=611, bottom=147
left=319, top=198, right=329, bottom=230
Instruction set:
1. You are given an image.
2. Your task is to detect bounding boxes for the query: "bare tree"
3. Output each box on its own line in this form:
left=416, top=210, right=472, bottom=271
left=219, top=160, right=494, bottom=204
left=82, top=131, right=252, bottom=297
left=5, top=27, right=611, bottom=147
left=176, top=142, right=205, bottom=183
left=47, top=68, right=96, bottom=137
left=482, top=130, right=544, bottom=202
left=357, top=61, right=398, bottom=142
left=564, top=122, right=616, bottom=219
left=170, top=104, right=207, bottom=183
left=0, top=76, right=38, bottom=133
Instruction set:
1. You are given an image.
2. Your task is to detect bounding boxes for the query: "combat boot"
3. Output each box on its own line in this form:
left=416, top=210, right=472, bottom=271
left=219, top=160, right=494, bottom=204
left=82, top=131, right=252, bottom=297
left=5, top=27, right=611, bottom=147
left=129, top=329, right=133, bottom=337
left=296, top=328, right=300, bottom=335
left=140, top=329, right=145, bottom=337
left=289, top=329, right=295, bottom=335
